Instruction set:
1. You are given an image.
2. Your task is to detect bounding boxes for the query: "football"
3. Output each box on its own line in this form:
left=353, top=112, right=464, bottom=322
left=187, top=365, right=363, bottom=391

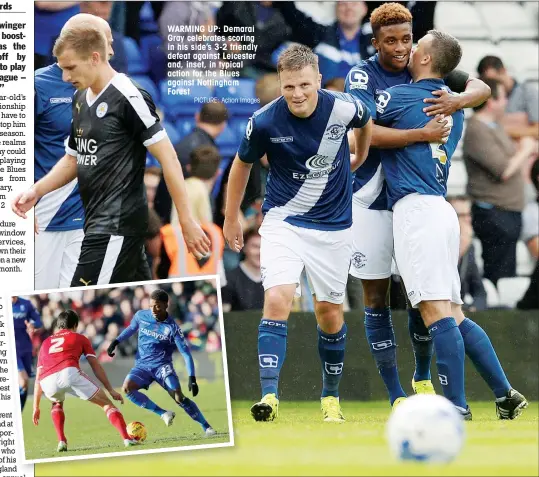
left=386, top=394, right=465, bottom=463
left=126, top=421, right=147, bottom=442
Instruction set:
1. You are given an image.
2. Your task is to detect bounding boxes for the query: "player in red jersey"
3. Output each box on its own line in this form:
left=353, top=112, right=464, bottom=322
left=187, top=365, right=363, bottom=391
left=33, top=310, right=138, bottom=452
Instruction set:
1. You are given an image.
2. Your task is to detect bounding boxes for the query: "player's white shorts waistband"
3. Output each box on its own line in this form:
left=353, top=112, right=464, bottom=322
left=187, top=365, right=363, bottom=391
left=259, top=218, right=353, bottom=304
left=393, top=193, right=463, bottom=308
left=40, top=366, right=100, bottom=403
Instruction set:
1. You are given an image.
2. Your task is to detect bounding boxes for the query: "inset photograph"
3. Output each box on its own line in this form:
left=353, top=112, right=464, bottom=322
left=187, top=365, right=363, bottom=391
left=9, top=278, right=233, bottom=463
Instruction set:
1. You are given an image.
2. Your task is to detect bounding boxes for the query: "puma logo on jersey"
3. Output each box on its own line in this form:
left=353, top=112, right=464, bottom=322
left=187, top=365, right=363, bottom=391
left=79, top=278, right=92, bottom=286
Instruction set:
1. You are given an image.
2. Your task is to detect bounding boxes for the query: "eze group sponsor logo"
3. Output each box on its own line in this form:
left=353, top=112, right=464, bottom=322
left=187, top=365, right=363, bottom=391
left=292, top=159, right=341, bottom=180
left=305, top=154, right=332, bottom=170
left=375, top=91, right=391, bottom=114
left=324, top=123, right=347, bottom=142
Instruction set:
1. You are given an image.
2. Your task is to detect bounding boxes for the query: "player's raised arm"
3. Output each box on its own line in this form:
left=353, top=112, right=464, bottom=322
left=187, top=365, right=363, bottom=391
left=107, top=314, right=140, bottom=357
left=424, top=70, right=491, bottom=116
left=11, top=153, right=77, bottom=219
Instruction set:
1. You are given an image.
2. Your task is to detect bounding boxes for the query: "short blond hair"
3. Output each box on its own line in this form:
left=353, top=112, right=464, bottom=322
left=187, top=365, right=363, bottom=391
left=277, top=44, right=318, bottom=75
left=53, top=23, right=107, bottom=60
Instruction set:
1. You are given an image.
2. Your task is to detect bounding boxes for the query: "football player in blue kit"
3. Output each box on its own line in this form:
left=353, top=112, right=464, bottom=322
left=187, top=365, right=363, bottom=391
left=12, top=296, right=43, bottom=410
left=107, top=289, right=216, bottom=435
left=344, top=2, right=491, bottom=408
left=376, top=30, right=528, bottom=420
left=223, top=44, right=373, bottom=423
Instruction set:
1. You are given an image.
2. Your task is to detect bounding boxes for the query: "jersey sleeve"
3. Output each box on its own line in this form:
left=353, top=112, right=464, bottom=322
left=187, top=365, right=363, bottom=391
left=350, top=98, right=372, bottom=129
left=237, top=115, right=266, bottom=164
left=66, top=119, right=78, bottom=157
left=80, top=335, right=97, bottom=358
left=123, top=88, right=165, bottom=148
left=117, top=313, right=139, bottom=342
left=173, top=324, right=195, bottom=376
left=28, top=302, right=43, bottom=328
left=443, top=69, right=470, bottom=94
left=345, top=66, right=378, bottom=120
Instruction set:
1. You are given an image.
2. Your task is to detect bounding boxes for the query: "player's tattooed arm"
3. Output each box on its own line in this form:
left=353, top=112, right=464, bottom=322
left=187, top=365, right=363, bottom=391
left=11, top=154, right=77, bottom=219
left=223, top=156, right=253, bottom=252
left=148, top=139, right=211, bottom=259
left=87, top=356, right=124, bottom=403
left=32, top=367, right=43, bottom=426
left=424, top=73, right=491, bottom=116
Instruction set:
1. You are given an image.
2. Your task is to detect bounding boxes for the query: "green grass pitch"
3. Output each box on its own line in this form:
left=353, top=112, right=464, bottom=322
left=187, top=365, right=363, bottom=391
left=23, top=379, right=231, bottom=462
left=36, top=400, right=537, bottom=476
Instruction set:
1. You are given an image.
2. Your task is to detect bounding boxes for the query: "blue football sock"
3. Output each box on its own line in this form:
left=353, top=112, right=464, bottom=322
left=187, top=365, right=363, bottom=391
left=428, top=317, right=467, bottom=409
left=318, top=323, right=347, bottom=398
left=20, top=387, right=27, bottom=411
left=364, top=307, right=406, bottom=405
left=126, top=390, right=166, bottom=417
left=180, top=397, right=210, bottom=430
left=408, top=308, right=433, bottom=382
left=459, top=318, right=511, bottom=398
left=258, top=318, right=287, bottom=398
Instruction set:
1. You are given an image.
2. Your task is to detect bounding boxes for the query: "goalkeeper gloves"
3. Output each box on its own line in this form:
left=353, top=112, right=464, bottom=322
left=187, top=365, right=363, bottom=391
left=107, top=339, right=119, bottom=357
left=188, top=376, right=199, bottom=396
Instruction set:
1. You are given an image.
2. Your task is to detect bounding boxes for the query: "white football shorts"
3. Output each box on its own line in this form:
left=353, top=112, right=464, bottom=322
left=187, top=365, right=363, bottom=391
left=35, top=229, right=84, bottom=290
left=349, top=204, right=394, bottom=279
left=259, top=217, right=353, bottom=304
left=40, top=367, right=100, bottom=402
left=393, top=193, right=463, bottom=308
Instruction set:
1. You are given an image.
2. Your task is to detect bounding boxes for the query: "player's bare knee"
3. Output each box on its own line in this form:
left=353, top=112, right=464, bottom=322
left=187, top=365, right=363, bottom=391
left=418, top=300, right=452, bottom=326
left=263, top=285, right=295, bottom=320
left=362, top=278, right=390, bottom=308
left=123, top=380, right=136, bottom=395
left=451, top=303, right=465, bottom=324
left=315, top=301, right=344, bottom=334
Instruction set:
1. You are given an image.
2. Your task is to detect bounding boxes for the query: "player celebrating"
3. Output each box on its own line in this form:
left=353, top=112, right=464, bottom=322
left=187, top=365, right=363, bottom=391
left=345, top=2, right=491, bottom=407
left=33, top=310, right=136, bottom=452
left=223, top=44, right=372, bottom=423
left=34, top=14, right=116, bottom=290
left=12, top=297, right=42, bottom=411
left=107, top=289, right=216, bottom=436
left=13, top=21, right=210, bottom=286
left=376, top=30, right=528, bottom=419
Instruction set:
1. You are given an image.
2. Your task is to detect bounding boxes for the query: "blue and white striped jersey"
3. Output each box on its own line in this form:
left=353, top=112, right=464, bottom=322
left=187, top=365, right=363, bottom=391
left=238, top=89, right=371, bottom=231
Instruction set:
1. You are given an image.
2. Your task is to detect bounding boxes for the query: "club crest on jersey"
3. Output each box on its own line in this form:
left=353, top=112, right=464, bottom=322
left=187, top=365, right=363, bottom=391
left=324, top=124, right=347, bottom=142
left=96, top=102, right=108, bottom=118
left=352, top=251, right=366, bottom=269
left=163, top=327, right=171, bottom=336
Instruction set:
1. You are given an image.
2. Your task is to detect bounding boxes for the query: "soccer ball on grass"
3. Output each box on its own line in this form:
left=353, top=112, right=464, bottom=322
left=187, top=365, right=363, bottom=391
left=126, top=421, right=147, bottom=442
left=386, top=394, right=465, bottom=463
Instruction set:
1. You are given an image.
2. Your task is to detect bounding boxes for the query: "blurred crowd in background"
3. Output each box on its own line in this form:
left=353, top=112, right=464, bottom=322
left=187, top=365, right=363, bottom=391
left=35, top=1, right=539, bottom=311
left=21, top=280, right=221, bottom=362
